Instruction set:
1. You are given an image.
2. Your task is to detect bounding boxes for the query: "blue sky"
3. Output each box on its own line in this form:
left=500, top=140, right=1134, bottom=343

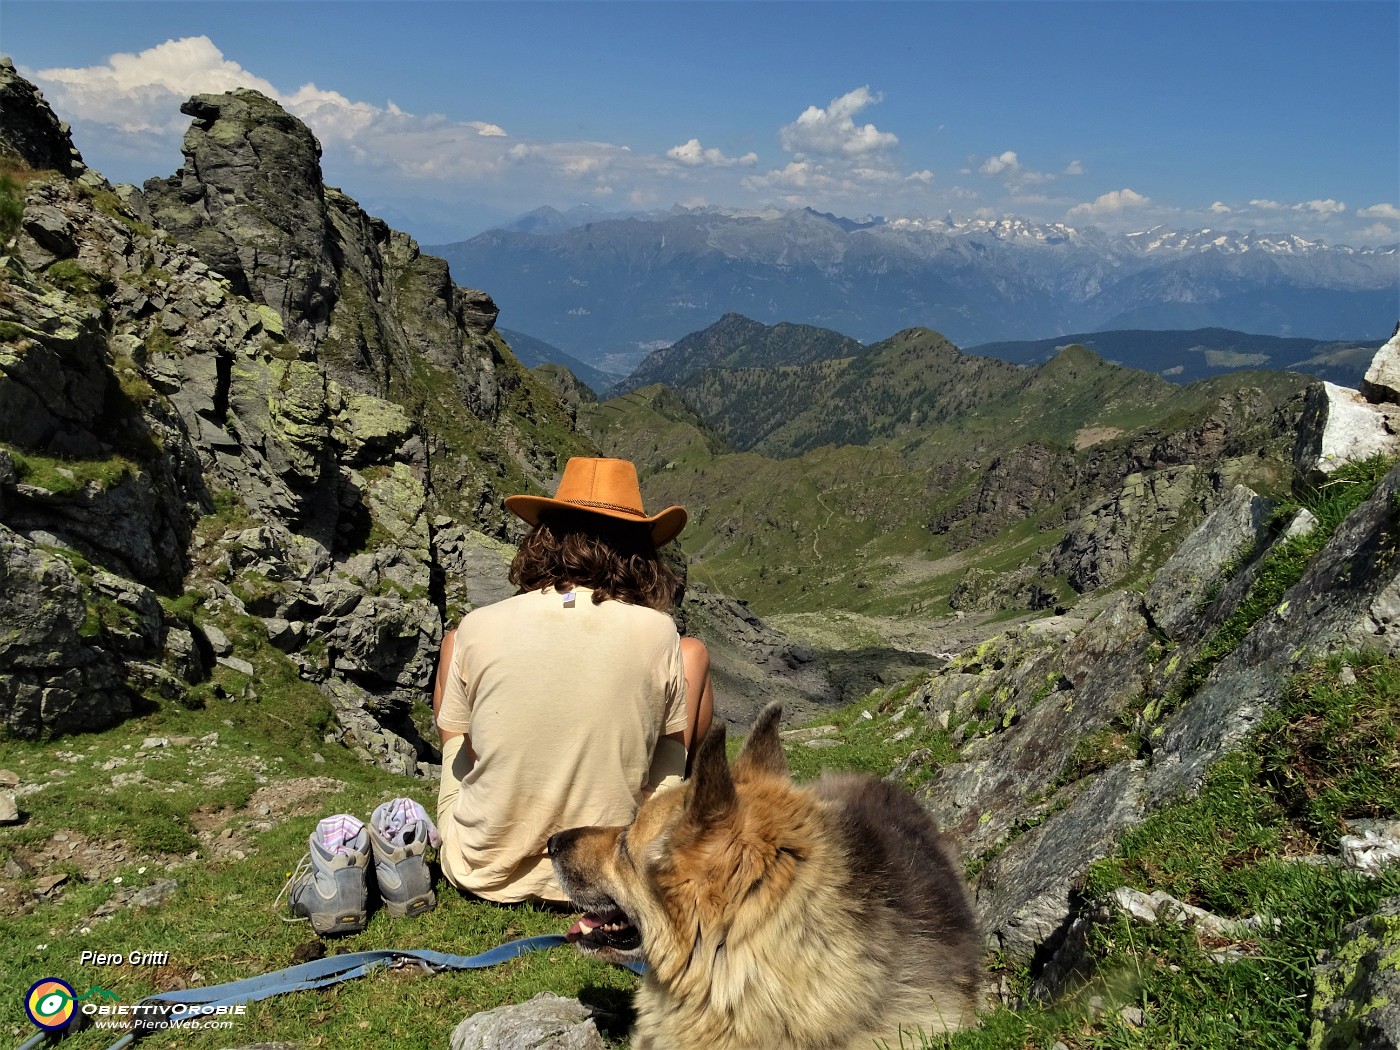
left=3, top=1, right=1397, bottom=245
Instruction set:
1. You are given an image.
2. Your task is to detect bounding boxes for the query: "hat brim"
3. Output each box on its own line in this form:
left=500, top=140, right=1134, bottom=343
left=504, top=494, right=688, bottom=546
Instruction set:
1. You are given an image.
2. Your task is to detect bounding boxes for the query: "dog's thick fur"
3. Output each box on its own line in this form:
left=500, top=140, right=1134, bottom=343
left=550, top=702, right=982, bottom=1050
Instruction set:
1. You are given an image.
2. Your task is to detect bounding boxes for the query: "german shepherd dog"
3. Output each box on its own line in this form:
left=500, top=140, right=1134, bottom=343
left=549, top=703, right=982, bottom=1050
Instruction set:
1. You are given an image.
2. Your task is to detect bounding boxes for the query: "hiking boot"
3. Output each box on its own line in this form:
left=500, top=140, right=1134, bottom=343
left=286, top=814, right=371, bottom=936
left=368, top=798, right=439, bottom=918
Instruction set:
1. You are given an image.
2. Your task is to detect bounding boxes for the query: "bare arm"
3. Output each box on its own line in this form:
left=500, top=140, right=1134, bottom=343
left=679, top=635, right=714, bottom=749
left=433, top=627, right=467, bottom=749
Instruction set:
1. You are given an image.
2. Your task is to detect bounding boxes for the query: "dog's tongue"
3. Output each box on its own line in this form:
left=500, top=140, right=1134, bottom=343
left=566, top=907, right=626, bottom=942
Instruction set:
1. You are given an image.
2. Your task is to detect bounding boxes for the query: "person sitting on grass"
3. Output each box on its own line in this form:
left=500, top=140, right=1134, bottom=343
left=432, top=456, right=715, bottom=904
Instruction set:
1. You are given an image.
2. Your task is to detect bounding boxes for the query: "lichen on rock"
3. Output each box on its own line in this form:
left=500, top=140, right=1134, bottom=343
left=1309, top=897, right=1400, bottom=1050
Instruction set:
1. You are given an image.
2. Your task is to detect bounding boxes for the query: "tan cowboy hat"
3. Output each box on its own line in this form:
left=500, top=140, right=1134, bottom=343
left=504, top=457, right=688, bottom=545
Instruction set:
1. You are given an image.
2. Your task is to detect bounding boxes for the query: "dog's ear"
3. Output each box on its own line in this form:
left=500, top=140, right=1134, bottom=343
left=686, top=719, right=736, bottom=827
left=732, top=701, right=789, bottom=781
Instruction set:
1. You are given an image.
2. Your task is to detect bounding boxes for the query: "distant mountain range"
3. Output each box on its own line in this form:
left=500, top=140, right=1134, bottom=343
left=430, top=207, right=1398, bottom=361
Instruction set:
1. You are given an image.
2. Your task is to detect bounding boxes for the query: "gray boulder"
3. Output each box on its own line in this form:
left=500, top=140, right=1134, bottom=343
left=0, top=525, right=134, bottom=736
left=449, top=993, right=606, bottom=1050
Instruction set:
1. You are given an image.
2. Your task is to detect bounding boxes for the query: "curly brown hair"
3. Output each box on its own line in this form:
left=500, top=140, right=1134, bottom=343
left=508, top=510, right=682, bottom=612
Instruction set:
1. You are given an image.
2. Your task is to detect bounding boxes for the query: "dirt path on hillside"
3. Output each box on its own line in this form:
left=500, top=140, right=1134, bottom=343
left=812, top=488, right=836, bottom=561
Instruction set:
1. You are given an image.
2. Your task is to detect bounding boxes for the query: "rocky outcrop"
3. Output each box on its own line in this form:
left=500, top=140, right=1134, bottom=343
left=142, top=90, right=336, bottom=341
left=927, top=386, right=1299, bottom=603
left=141, top=89, right=563, bottom=536
left=1361, top=325, right=1400, bottom=405
left=682, top=583, right=838, bottom=728
left=0, top=66, right=586, bottom=757
left=902, top=356, right=1400, bottom=970
left=1049, top=465, right=1204, bottom=592
left=1295, top=334, right=1400, bottom=483
left=1294, top=380, right=1400, bottom=481
left=0, top=57, right=86, bottom=177
left=1148, top=461, right=1400, bottom=805
left=1144, top=483, right=1276, bottom=638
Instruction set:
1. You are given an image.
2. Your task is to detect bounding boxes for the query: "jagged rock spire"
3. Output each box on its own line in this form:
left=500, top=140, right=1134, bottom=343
left=0, top=58, right=86, bottom=176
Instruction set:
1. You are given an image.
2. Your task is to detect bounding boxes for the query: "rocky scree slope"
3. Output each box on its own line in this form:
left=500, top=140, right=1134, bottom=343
left=0, top=65, right=593, bottom=769
left=866, top=329, right=1400, bottom=1026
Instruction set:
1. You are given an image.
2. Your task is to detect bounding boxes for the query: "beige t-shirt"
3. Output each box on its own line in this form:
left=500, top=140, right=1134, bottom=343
left=436, top=585, right=688, bottom=901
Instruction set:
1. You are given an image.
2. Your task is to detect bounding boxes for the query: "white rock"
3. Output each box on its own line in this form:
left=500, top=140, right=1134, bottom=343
left=1361, top=327, right=1400, bottom=405
left=1282, top=507, right=1320, bottom=541
left=1340, top=830, right=1400, bottom=874
left=1295, top=381, right=1400, bottom=480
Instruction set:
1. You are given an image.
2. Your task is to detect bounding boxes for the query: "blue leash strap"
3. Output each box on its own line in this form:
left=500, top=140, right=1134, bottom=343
left=89, top=934, right=643, bottom=1050
left=134, top=934, right=570, bottom=1013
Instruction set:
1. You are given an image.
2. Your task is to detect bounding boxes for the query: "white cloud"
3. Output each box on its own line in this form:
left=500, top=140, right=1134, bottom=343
left=1210, top=201, right=1232, bottom=214
left=905, top=169, right=934, bottom=184
left=742, top=160, right=828, bottom=193
left=1067, top=188, right=1151, bottom=218
left=977, top=149, right=1056, bottom=186
left=1298, top=198, right=1345, bottom=217
left=778, top=86, right=898, bottom=161
left=1065, top=160, right=1085, bottom=176
left=979, top=150, right=1020, bottom=176
left=1357, top=221, right=1396, bottom=240
left=31, top=36, right=280, bottom=134
left=1246, top=197, right=1347, bottom=220
left=1359, top=203, right=1400, bottom=221
left=666, top=138, right=757, bottom=168
left=23, top=35, right=677, bottom=205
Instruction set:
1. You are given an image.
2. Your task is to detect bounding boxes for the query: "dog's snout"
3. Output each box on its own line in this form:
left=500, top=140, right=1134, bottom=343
left=546, top=830, right=568, bottom=857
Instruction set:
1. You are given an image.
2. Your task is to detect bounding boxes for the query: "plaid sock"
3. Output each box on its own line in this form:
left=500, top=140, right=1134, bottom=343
left=315, top=814, right=368, bottom=855
left=372, top=798, right=441, bottom=849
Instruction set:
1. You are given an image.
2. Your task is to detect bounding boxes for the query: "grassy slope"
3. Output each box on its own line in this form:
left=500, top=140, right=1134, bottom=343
left=6, top=635, right=1393, bottom=1048
left=582, top=351, right=1305, bottom=622
left=0, top=634, right=636, bottom=1048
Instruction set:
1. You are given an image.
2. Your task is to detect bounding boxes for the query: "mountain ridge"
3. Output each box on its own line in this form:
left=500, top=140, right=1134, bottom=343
left=431, top=207, right=1398, bottom=356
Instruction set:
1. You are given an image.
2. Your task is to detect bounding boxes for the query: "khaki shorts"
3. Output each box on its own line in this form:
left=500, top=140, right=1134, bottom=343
left=436, top=735, right=473, bottom=893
